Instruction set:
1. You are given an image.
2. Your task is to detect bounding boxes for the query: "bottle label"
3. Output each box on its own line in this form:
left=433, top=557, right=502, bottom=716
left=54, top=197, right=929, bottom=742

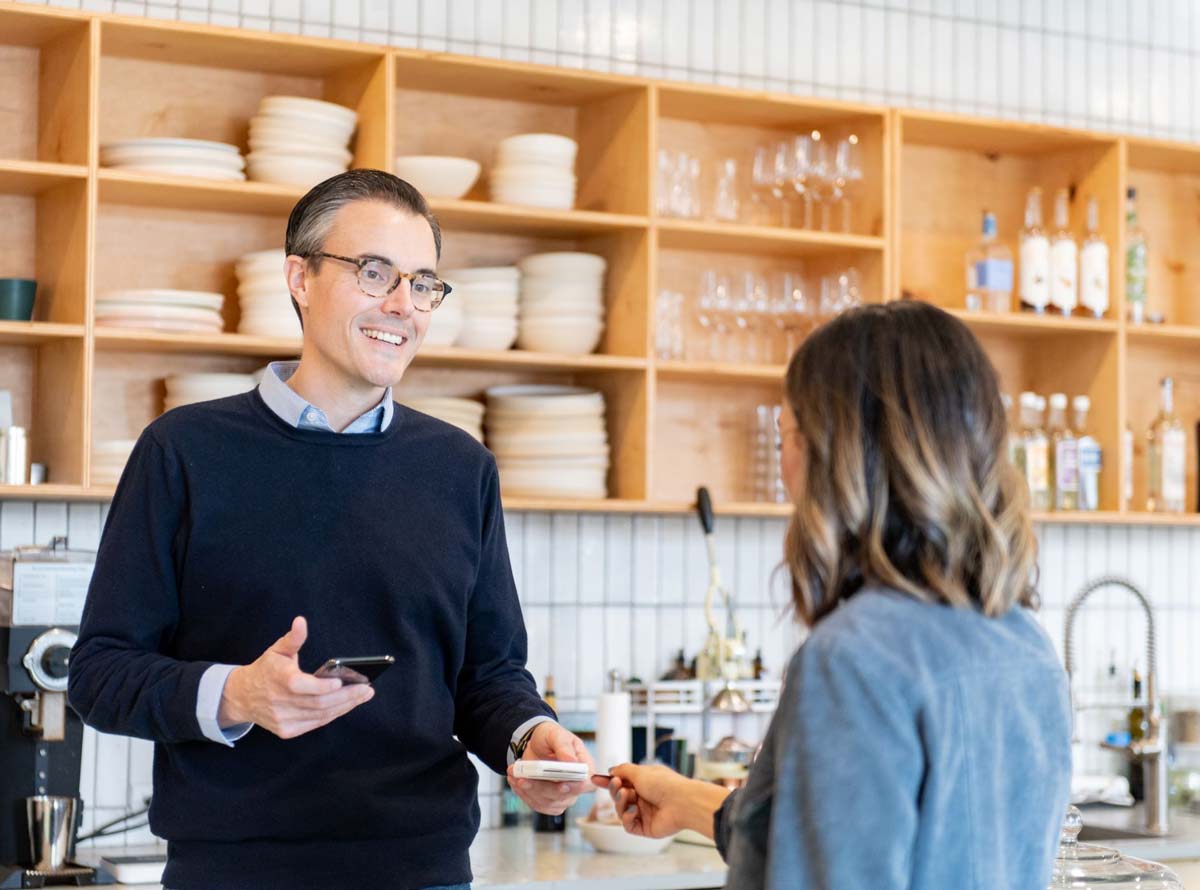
left=975, top=258, right=1014, bottom=292
left=1026, top=440, right=1050, bottom=497
left=1056, top=439, right=1079, bottom=493
left=1020, top=236, right=1050, bottom=308
left=1122, top=428, right=1133, bottom=506
left=1051, top=240, right=1078, bottom=311
left=1127, top=244, right=1148, bottom=304
left=1078, top=437, right=1103, bottom=511
left=1164, top=428, right=1186, bottom=506
left=1080, top=242, right=1110, bottom=316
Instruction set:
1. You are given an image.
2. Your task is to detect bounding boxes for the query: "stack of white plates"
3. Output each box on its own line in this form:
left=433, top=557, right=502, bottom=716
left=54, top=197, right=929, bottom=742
left=99, top=138, right=246, bottom=181
left=96, top=289, right=225, bottom=334
left=163, top=373, right=256, bottom=413
left=485, top=385, right=609, bottom=499
left=247, top=96, right=357, bottom=187
left=91, top=439, right=136, bottom=488
left=235, top=248, right=301, bottom=339
left=517, top=252, right=606, bottom=354
left=401, top=397, right=484, bottom=442
left=440, top=266, right=520, bottom=350
left=489, top=133, right=577, bottom=209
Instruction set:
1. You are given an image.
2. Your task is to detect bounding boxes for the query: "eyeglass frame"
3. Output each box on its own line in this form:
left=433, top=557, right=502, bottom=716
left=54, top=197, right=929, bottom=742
left=303, top=251, right=452, bottom=311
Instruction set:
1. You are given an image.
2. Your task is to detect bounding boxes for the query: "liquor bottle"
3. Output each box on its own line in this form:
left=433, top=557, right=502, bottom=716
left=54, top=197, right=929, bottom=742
left=1122, top=421, right=1134, bottom=510
left=752, top=648, right=766, bottom=680
left=1048, top=393, right=1078, bottom=510
left=533, top=675, right=567, bottom=833
left=965, top=210, right=1014, bottom=313
left=1019, top=187, right=1051, bottom=313
left=1147, top=376, right=1186, bottom=513
left=1079, top=196, right=1110, bottom=318
left=1002, top=393, right=1025, bottom=473
left=1050, top=189, right=1078, bottom=315
left=1020, top=391, right=1050, bottom=510
left=1074, top=396, right=1102, bottom=512
left=1126, top=187, right=1148, bottom=324
left=1128, top=667, right=1148, bottom=801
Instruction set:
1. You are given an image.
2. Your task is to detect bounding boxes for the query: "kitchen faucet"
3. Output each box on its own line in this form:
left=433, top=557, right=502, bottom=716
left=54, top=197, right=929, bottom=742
left=1063, top=576, right=1168, bottom=836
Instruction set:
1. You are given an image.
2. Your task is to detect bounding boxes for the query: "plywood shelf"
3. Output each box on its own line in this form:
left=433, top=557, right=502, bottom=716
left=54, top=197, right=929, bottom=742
left=947, top=309, right=1120, bottom=337
left=655, top=359, right=786, bottom=384
left=0, top=321, right=85, bottom=345
left=94, top=328, right=302, bottom=357
left=97, top=169, right=303, bottom=215
left=415, top=346, right=647, bottom=373
left=0, top=160, right=88, bottom=194
left=427, top=199, right=648, bottom=237
left=0, top=484, right=110, bottom=502
left=656, top=219, right=885, bottom=257
left=1125, top=323, right=1200, bottom=344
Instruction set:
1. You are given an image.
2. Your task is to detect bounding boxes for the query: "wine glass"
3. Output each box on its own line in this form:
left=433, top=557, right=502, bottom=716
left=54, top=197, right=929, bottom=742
left=835, top=135, right=863, bottom=233
left=807, top=131, right=835, bottom=231
left=790, top=133, right=814, bottom=230
left=771, top=140, right=796, bottom=227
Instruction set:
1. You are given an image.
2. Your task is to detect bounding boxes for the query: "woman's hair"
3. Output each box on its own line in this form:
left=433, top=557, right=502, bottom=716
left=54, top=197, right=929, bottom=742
left=783, top=300, right=1037, bottom=625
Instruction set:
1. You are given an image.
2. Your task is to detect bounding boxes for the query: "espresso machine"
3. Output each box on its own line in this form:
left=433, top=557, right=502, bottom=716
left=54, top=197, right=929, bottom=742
left=1, top=536, right=97, bottom=887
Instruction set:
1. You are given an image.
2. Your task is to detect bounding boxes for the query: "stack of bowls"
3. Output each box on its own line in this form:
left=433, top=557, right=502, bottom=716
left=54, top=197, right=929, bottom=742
left=247, top=96, right=356, bottom=187
left=163, top=373, right=257, bottom=413
left=517, top=252, right=607, bottom=354
left=99, top=138, right=245, bottom=180
left=400, top=397, right=484, bottom=442
left=96, top=289, right=224, bottom=334
left=235, top=248, right=301, bottom=339
left=440, top=267, right=520, bottom=350
left=489, top=133, right=577, bottom=209
left=91, top=440, right=137, bottom=488
left=422, top=297, right=464, bottom=347
left=485, top=385, right=609, bottom=499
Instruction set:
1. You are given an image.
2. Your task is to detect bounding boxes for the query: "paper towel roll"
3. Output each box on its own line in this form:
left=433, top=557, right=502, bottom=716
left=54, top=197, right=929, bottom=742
left=595, top=691, right=632, bottom=772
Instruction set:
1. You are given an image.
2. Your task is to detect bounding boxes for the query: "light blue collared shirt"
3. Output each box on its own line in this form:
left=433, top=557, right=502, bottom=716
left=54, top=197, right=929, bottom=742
left=197, top=362, right=551, bottom=758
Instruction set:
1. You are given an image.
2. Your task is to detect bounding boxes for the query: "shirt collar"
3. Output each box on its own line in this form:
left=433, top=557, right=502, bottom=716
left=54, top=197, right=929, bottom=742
left=257, top=361, right=394, bottom=433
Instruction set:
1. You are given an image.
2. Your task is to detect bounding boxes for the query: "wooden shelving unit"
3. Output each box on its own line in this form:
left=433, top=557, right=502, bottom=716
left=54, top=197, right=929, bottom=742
left=0, top=2, right=1197, bottom=524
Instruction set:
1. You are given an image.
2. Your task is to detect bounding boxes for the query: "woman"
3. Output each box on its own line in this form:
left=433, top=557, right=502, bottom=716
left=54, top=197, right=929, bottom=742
left=598, top=302, right=1072, bottom=888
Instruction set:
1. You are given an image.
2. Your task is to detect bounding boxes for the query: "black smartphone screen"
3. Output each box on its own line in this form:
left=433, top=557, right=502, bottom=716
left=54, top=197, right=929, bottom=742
left=314, top=655, right=395, bottom=684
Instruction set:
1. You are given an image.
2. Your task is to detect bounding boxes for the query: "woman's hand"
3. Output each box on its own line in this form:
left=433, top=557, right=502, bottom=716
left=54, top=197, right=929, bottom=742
left=593, top=764, right=731, bottom=839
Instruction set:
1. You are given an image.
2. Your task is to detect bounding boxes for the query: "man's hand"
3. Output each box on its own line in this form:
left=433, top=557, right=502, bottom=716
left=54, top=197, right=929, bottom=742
left=507, top=722, right=594, bottom=816
left=218, top=616, right=374, bottom=740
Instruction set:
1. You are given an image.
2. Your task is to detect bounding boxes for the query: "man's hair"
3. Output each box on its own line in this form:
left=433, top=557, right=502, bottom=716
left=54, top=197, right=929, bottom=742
left=283, top=169, right=442, bottom=328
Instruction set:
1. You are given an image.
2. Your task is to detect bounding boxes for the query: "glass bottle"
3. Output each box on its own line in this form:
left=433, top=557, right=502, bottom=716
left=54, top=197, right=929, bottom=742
left=1050, top=188, right=1078, bottom=316
left=965, top=210, right=1014, bottom=313
left=1147, top=377, right=1186, bottom=513
left=1049, top=393, right=1079, bottom=511
left=1020, top=391, right=1051, bottom=510
left=1019, top=187, right=1051, bottom=313
left=1079, top=195, right=1110, bottom=318
left=1123, top=421, right=1135, bottom=510
left=533, top=675, right=566, bottom=833
left=1126, top=187, right=1149, bottom=324
left=1074, top=395, right=1102, bottom=512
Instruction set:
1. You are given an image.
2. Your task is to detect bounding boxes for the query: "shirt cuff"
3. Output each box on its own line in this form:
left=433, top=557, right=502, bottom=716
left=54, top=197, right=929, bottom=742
left=506, top=715, right=556, bottom=766
left=196, top=663, right=254, bottom=746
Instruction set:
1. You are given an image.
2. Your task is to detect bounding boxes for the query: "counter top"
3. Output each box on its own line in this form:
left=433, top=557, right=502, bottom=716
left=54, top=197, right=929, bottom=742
left=78, top=828, right=728, bottom=890
left=1079, top=804, right=1200, bottom=863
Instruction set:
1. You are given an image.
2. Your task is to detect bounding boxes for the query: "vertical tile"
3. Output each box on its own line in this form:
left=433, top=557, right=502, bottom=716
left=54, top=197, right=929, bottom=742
left=1167, top=526, right=1189, bottom=607
left=1149, top=49, right=1170, bottom=135
left=362, top=0, right=389, bottom=31
left=952, top=19, right=979, bottom=110
left=1062, top=0, right=1087, bottom=35
left=683, top=517, right=710, bottom=609
left=998, top=25, right=1020, bottom=110
left=0, top=501, right=35, bottom=550
left=604, top=514, right=634, bottom=604
left=1019, top=29, right=1044, bottom=115
left=714, top=0, right=739, bottom=78
left=976, top=22, right=999, bottom=111
left=447, top=0, right=475, bottom=43
left=814, top=0, right=839, bottom=90
left=548, top=513, right=579, bottom=605
left=791, top=0, right=816, bottom=86
left=585, top=0, right=611, bottom=61
left=604, top=605, right=632, bottom=680
left=503, top=0, right=531, bottom=49
left=765, top=0, right=789, bottom=82
left=332, top=0, right=360, bottom=27
left=909, top=14, right=933, bottom=102
left=556, top=0, right=586, bottom=65
left=1044, top=33, right=1066, bottom=120
left=662, top=0, right=689, bottom=71
left=126, top=737, right=155, bottom=808
left=530, top=0, right=557, bottom=50
left=578, top=514, right=606, bottom=603
left=1064, top=34, right=1087, bottom=122
left=1170, top=54, right=1191, bottom=140
left=657, top=517, right=686, bottom=604
left=417, top=0, right=447, bottom=49
left=551, top=604, right=578, bottom=700
left=1170, top=0, right=1191, bottom=50
left=524, top=605, right=551, bottom=695
left=863, top=5, right=887, bottom=95
left=1086, top=37, right=1110, bottom=126
left=93, top=732, right=130, bottom=808
left=506, top=511, right=525, bottom=597
left=523, top=513, right=551, bottom=605
left=637, top=0, right=664, bottom=71
left=32, top=501, right=68, bottom=545
left=80, top=726, right=98, bottom=815
left=631, top=516, right=659, bottom=606
left=630, top=605, right=659, bottom=683
left=656, top=603, right=686, bottom=672
left=930, top=14, right=953, bottom=106
left=577, top=605, right=606, bottom=698
left=740, top=0, right=767, bottom=82
left=301, top=0, right=330, bottom=23
left=734, top=519, right=762, bottom=607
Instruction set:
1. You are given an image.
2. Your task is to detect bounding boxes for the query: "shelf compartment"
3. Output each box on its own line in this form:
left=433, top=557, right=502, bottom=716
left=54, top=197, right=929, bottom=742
left=414, top=347, right=646, bottom=373
left=0, top=339, right=87, bottom=486
left=429, top=199, right=647, bottom=238
left=655, top=360, right=786, bottom=384
left=1125, top=323, right=1200, bottom=345
left=93, top=328, right=301, bottom=357
left=0, top=5, right=91, bottom=166
left=393, top=53, right=650, bottom=217
left=0, top=176, right=89, bottom=325
left=896, top=110, right=1122, bottom=319
left=656, top=220, right=884, bottom=257
left=947, top=309, right=1120, bottom=337
left=98, top=18, right=391, bottom=171
left=97, top=169, right=304, bottom=215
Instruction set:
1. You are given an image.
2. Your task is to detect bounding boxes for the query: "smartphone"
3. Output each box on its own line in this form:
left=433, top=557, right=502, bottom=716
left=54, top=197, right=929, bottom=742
left=313, top=655, right=395, bottom=685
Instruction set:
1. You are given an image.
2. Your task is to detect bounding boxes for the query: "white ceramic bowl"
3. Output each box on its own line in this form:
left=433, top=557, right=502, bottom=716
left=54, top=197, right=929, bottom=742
left=248, top=120, right=353, bottom=149
left=519, top=252, right=607, bottom=278
left=248, top=138, right=352, bottom=165
left=575, top=819, right=675, bottom=855
left=456, top=320, right=517, bottom=350
left=489, top=186, right=575, bottom=209
left=104, top=161, right=247, bottom=181
left=499, top=469, right=607, bottom=499
left=496, top=133, right=578, bottom=167
left=246, top=154, right=347, bottom=186
left=100, top=289, right=225, bottom=311
left=490, top=164, right=577, bottom=185
left=423, top=306, right=464, bottom=346
left=440, top=266, right=521, bottom=284
left=486, top=385, right=604, bottom=413
left=517, top=321, right=603, bottom=355
left=259, top=96, right=358, bottom=129
left=393, top=155, right=481, bottom=199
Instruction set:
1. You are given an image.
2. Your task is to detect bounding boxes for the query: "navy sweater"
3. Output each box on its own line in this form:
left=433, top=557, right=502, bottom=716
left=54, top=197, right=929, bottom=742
left=69, top=391, right=553, bottom=890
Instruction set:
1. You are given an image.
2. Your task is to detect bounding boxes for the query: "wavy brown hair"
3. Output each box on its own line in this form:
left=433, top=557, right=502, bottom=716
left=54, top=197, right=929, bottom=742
left=784, top=301, right=1036, bottom=626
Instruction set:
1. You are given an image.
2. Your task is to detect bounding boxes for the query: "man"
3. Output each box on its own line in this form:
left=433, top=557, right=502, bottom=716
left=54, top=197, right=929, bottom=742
left=69, top=170, right=592, bottom=890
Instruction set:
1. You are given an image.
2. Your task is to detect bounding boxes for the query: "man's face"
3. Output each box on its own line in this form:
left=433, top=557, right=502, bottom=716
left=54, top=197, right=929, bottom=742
left=287, top=200, right=438, bottom=390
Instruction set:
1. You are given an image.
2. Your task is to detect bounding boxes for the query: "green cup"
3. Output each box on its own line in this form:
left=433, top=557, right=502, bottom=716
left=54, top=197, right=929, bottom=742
left=0, top=279, right=36, bottom=322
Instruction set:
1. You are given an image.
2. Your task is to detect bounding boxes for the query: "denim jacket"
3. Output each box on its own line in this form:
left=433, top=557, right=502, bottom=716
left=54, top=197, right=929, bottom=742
left=714, top=587, right=1072, bottom=889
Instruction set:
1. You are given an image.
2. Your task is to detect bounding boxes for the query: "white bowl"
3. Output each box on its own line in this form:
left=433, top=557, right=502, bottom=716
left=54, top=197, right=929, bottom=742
left=248, top=138, right=352, bottom=165
left=519, top=252, right=607, bottom=278
left=496, top=133, right=578, bottom=167
left=100, top=289, right=225, bottom=311
left=394, top=155, right=481, bottom=199
left=490, top=186, right=575, bottom=209
left=486, top=385, right=604, bottom=413
left=246, top=154, right=347, bottom=186
left=440, top=266, right=521, bottom=283
left=517, top=321, right=603, bottom=355
left=575, top=819, right=675, bottom=854
left=490, top=164, right=577, bottom=186
left=423, top=309, right=464, bottom=346
left=500, top=470, right=607, bottom=500
left=105, top=161, right=247, bottom=181
left=455, top=322, right=517, bottom=350
left=248, top=120, right=353, bottom=149
left=259, top=96, right=358, bottom=129
left=238, top=247, right=286, bottom=266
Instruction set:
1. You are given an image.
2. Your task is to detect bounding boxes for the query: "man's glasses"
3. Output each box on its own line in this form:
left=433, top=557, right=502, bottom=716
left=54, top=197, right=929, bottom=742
left=306, top=252, right=451, bottom=312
